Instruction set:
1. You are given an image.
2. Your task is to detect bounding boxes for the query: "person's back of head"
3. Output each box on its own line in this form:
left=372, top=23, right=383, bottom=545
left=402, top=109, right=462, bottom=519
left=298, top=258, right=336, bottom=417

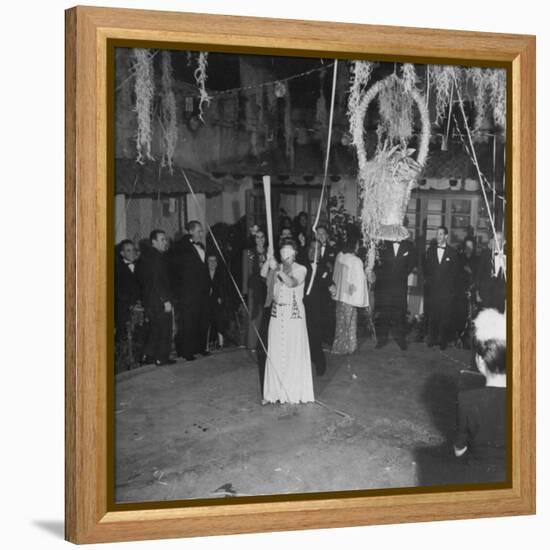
left=473, top=308, right=506, bottom=376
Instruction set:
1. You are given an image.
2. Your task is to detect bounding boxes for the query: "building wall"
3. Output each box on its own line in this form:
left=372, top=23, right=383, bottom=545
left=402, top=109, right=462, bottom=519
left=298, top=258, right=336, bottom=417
left=122, top=195, right=181, bottom=246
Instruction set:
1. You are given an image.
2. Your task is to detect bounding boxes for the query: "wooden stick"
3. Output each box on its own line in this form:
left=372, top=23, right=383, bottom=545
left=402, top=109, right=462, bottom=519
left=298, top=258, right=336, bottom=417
left=263, top=175, right=274, bottom=255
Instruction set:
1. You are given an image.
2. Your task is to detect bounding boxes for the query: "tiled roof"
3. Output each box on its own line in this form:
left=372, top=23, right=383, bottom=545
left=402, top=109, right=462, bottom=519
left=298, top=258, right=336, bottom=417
left=115, top=158, right=223, bottom=196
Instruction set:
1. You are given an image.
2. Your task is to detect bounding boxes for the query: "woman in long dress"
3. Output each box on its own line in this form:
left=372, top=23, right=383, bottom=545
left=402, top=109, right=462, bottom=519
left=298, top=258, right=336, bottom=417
left=332, top=233, right=369, bottom=355
left=262, top=239, right=314, bottom=404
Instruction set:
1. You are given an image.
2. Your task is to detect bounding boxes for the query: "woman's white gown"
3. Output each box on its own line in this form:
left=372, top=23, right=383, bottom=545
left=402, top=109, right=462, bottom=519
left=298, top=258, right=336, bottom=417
left=263, top=263, right=314, bottom=404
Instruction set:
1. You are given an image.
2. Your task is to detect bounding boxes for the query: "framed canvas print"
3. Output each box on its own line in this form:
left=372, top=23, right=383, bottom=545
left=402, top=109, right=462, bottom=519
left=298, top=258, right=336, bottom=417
left=65, top=5, right=536, bottom=544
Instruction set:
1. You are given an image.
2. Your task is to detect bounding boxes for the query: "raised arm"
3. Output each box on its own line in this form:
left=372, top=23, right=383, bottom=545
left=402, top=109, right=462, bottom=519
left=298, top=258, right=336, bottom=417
left=278, top=264, right=306, bottom=288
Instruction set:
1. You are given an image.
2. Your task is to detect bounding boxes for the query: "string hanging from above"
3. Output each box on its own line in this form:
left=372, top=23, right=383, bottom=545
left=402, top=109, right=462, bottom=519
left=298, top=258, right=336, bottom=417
left=316, top=67, right=329, bottom=156
left=312, top=59, right=339, bottom=235
left=452, top=71, right=504, bottom=262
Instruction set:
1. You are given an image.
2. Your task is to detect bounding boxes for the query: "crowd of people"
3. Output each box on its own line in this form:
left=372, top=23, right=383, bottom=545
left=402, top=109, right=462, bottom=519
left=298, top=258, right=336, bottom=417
left=115, top=215, right=507, bottom=387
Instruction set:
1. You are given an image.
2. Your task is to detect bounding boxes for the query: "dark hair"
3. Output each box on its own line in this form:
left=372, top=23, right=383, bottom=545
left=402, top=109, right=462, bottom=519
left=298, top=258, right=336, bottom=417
left=149, top=229, right=166, bottom=242
left=438, top=225, right=449, bottom=236
left=474, top=338, right=506, bottom=374
left=463, top=236, right=476, bottom=253
left=280, top=215, right=292, bottom=229
left=186, top=220, right=202, bottom=232
left=279, top=237, right=297, bottom=252
left=342, top=224, right=361, bottom=253
left=117, top=238, right=133, bottom=250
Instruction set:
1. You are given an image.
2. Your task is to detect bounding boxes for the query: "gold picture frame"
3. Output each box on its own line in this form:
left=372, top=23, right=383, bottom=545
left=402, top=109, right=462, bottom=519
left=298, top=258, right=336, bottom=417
left=65, top=5, right=536, bottom=544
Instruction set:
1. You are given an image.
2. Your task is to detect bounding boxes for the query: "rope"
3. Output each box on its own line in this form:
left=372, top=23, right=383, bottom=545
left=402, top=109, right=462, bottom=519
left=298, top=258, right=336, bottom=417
left=452, top=72, right=504, bottom=259
left=117, top=53, right=333, bottom=98
left=202, top=63, right=335, bottom=99
left=312, top=60, right=338, bottom=235
left=451, top=113, right=505, bottom=201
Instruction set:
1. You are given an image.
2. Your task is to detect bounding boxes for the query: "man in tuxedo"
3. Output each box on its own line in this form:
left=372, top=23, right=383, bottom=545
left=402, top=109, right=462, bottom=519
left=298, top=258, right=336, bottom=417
left=137, top=230, right=175, bottom=366
left=374, top=237, right=417, bottom=350
left=315, top=225, right=337, bottom=347
left=174, top=221, right=211, bottom=361
left=423, top=226, right=460, bottom=350
left=304, top=241, right=336, bottom=376
left=115, top=239, right=142, bottom=342
left=477, top=231, right=506, bottom=313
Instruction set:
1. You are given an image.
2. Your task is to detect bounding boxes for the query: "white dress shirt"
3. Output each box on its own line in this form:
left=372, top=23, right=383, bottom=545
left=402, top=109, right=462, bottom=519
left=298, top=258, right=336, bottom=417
left=437, top=246, right=446, bottom=264
left=123, top=259, right=135, bottom=273
left=194, top=242, right=205, bottom=262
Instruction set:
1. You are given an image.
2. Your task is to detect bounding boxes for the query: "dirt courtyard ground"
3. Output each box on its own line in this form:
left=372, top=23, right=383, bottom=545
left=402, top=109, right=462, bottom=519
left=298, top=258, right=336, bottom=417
left=115, top=340, right=502, bottom=504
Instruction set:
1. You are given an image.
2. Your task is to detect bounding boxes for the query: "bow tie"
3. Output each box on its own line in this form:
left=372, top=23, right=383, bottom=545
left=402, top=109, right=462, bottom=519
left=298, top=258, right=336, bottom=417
left=194, top=242, right=204, bottom=249
left=123, top=260, right=134, bottom=265
left=437, top=245, right=446, bottom=249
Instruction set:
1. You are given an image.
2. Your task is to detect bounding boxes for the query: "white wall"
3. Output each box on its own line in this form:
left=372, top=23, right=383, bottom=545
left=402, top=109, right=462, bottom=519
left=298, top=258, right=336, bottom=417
left=3, top=2, right=547, bottom=550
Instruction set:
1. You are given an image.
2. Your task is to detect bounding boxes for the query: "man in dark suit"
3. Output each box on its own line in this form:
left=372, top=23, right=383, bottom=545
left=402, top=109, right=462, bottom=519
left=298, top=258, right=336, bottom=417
left=477, top=231, right=506, bottom=313
left=423, top=226, right=460, bottom=350
left=304, top=241, right=336, bottom=376
left=315, top=225, right=337, bottom=347
left=374, top=237, right=417, bottom=350
left=174, top=221, right=211, bottom=361
left=115, top=239, right=142, bottom=341
left=137, top=230, right=174, bottom=366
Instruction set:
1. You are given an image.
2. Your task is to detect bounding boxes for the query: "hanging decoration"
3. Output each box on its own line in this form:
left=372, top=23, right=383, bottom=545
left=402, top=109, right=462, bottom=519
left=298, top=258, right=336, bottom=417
left=159, top=50, right=178, bottom=173
left=347, top=60, right=374, bottom=142
left=488, top=69, right=507, bottom=128
left=378, top=71, right=415, bottom=143
left=194, top=52, right=211, bottom=121
left=349, top=69, right=430, bottom=271
left=274, top=80, right=287, bottom=98
left=466, top=67, right=506, bottom=132
left=430, top=64, right=457, bottom=125
left=429, top=65, right=507, bottom=133
left=132, top=48, right=155, bottom=163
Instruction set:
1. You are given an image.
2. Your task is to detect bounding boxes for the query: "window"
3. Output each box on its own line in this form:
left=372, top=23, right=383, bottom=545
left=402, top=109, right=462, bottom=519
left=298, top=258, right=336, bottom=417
left=450, top=199, right=472, bottom=243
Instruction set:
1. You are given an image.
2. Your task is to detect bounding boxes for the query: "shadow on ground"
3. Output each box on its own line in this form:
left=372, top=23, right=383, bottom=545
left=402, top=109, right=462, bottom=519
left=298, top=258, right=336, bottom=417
left=114, top=342, right=503, bottom=503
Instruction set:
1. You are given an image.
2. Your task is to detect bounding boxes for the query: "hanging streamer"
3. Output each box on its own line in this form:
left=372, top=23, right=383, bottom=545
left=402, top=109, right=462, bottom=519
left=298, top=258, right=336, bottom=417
left=452, top=72, right=505, bottom=265
left=312, top=59, right=339, bottom=235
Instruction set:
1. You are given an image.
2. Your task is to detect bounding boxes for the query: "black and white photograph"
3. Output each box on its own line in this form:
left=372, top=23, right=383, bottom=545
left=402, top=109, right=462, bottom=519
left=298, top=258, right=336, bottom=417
left=113, top=47, right=508, bottom=503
